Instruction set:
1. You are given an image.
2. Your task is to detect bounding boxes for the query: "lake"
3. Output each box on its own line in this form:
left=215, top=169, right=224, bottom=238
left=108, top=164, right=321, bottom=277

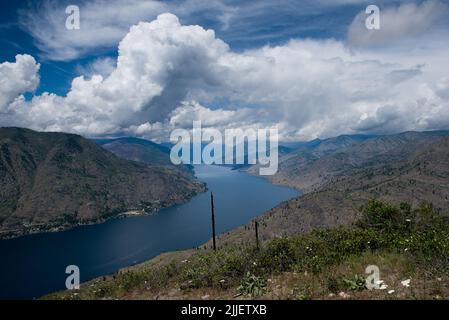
left=0, top=165, right=298, bottom=299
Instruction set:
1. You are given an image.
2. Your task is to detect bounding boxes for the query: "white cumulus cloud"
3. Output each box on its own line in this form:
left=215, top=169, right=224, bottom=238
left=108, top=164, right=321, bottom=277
left=0, top=55, right=40, bottom=112
left=348, top=0, right=449, bottom=47
left=1, top=11, right=449, bottom=141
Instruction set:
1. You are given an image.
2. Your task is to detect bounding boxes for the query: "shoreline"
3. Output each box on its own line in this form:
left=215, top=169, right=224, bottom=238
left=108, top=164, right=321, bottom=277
left=0, top=188, right=206, bottom=241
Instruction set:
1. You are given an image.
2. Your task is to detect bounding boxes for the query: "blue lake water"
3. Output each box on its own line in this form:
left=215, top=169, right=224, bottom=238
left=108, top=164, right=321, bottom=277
left=0, top=165, right=298, bottom=299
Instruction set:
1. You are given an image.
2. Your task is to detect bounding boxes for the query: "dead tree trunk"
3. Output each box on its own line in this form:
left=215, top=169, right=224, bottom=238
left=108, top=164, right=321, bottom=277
left=255, top=220, right=259, bottom=249
left=211, top=192, right=217, bottom=251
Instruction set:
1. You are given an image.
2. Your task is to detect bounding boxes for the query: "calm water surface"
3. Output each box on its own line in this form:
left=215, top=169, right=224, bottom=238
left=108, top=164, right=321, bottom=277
left=0, top=165, right=298, bottom=299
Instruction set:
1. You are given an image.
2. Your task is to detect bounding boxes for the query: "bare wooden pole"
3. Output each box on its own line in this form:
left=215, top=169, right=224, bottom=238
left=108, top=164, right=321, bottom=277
left=211, top=192, right=216, bottom=251
left=255, top=220, right=259, bottom=249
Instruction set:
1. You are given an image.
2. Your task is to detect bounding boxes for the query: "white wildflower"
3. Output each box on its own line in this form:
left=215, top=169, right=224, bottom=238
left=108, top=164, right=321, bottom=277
left=338, top=291, right=350, bottom=299
left=401, top=279, right=411, bottom=287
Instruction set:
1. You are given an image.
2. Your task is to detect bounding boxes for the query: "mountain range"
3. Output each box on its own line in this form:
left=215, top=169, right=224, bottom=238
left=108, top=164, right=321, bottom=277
left=96, top=137, right=174, bottom=167
left=233, top=130, right=449, bottom=242
left=2, top=126, right=449, bottom=242
left=0, top=128, right=205, bottom=239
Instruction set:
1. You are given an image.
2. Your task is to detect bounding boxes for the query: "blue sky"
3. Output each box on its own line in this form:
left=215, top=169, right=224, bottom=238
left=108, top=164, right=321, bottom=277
left=1, top=0, right=449, bottom=141
left=0, top=0, right=375, bottom=96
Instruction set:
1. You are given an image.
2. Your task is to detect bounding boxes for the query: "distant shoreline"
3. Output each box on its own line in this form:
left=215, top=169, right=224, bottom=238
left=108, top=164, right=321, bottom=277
left=0, top=188, right=205, bottom=241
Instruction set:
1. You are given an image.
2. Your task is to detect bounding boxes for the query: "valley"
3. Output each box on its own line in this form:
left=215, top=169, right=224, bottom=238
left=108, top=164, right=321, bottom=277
left=0, top=164, right=297, bottom=299
left=42, top=129, right=449, bottom=300
left=1, top=127, right=449, bottom=300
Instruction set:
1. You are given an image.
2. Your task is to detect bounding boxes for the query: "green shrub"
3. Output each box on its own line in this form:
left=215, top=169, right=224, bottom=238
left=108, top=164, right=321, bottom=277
left=237, top=272, right=267, bottom=297
left=358, top=199, right=414, bottom=231
left=342, top=274, right=366, bottom=291
left=256, top=238, right=298, bottom=274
